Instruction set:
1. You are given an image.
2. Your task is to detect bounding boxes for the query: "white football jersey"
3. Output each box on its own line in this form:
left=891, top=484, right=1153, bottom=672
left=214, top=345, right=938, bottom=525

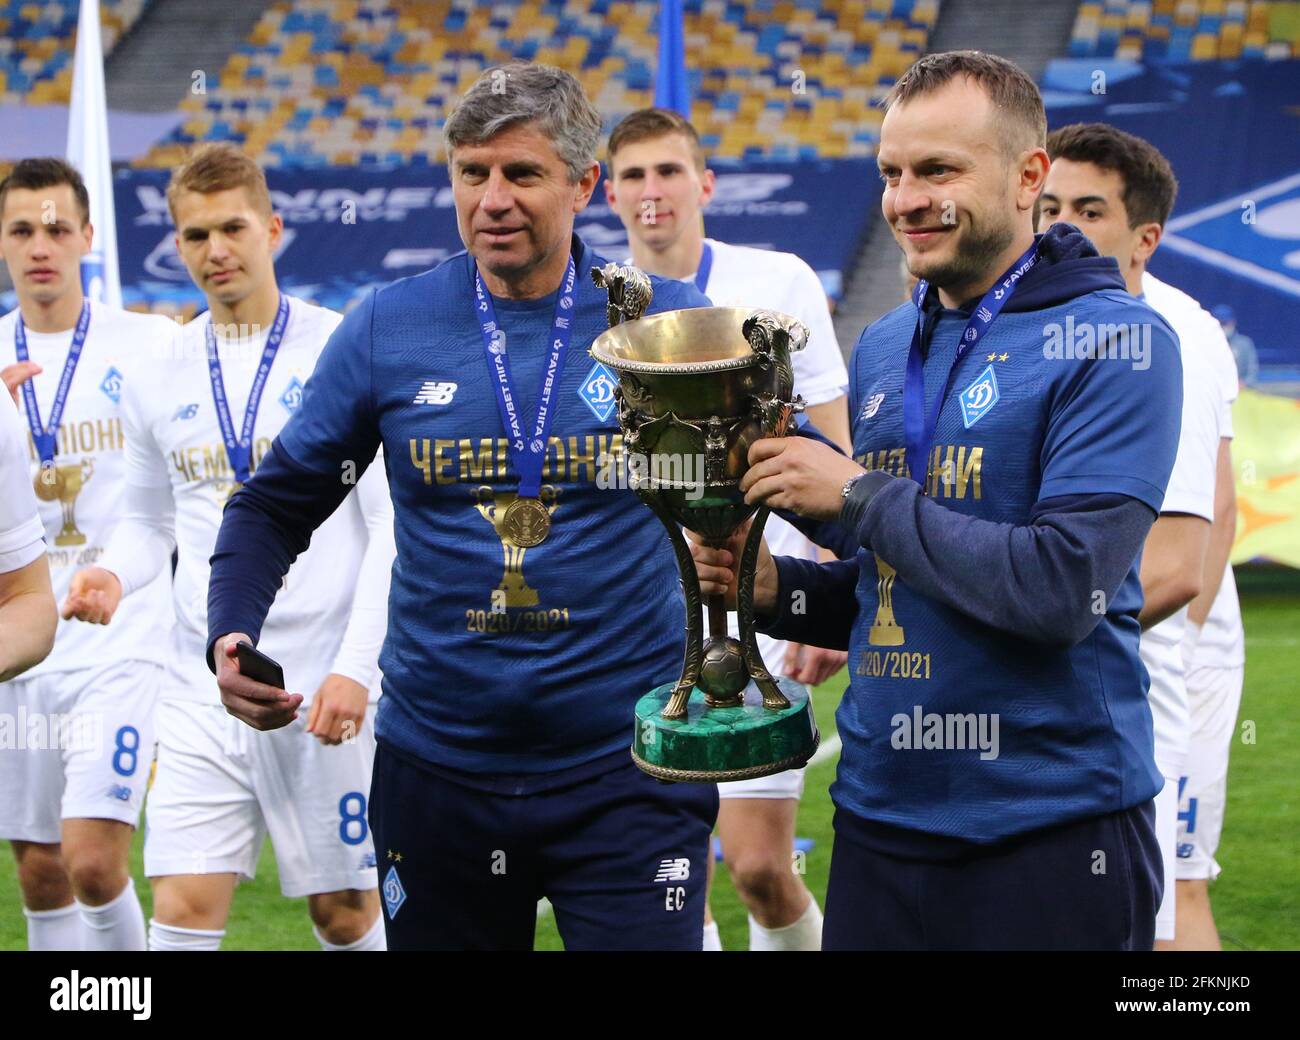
left=0, top=392, right=45, bottom=574
left=1138, top=274, right=1231, bottom=776
left=697, top=239, right=849, bottom=674
left=0, top=303, right=175, bottom=677
left=105, top=295, right=394, bottom=702
left=1143, top=274, right=1245, bottom=670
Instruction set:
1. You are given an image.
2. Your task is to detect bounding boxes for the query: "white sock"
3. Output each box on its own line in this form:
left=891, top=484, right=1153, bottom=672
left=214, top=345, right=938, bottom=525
left=314, top=913, right=387, bottom=951
left=148, top=918, right=224, bottom=951
left=24, top=902, right=82, bottom=951
left=702, top=918, right=723, bottom=951
left=78, top=882, right=146, bottom=951
left=748, top=896, right=823, bottom=951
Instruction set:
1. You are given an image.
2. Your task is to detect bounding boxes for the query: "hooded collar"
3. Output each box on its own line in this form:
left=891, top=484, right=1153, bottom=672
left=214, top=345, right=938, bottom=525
left=919, top=222, right=1125, bottom=320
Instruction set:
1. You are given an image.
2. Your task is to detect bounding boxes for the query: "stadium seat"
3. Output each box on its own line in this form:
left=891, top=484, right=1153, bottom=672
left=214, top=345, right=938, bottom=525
left=0, top=0, right=151, bottom=105
left=135, top=0, right=943, bottom=167
left=1065, top=0, right=1295, bottom=59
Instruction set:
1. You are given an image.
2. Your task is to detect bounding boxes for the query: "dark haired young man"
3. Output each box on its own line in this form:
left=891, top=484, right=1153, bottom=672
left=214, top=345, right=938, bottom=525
left=0, top=158, right=176, bottom=949
left=1043, top=124, right=1240, bottom=950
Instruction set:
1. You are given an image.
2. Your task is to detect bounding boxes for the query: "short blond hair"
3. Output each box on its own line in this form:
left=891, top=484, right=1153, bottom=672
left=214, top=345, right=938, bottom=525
left=167, top=143, right=273, bottom=223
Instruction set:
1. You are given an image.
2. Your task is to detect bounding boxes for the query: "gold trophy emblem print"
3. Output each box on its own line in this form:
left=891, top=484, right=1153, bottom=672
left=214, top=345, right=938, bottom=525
left=34, top=458, right=95, bottom=546
left=474, top=485, right=560, bottom=608
left=868, top=553, right=905, bottom=646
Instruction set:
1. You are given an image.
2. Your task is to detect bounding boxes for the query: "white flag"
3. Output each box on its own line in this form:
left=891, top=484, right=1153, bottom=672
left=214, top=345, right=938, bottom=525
left=65, top=0, right=121, bottom=308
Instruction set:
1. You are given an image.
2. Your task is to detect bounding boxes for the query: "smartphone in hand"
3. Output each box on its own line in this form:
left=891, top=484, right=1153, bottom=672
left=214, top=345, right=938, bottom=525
left=235, top=640, right=285, bottom=689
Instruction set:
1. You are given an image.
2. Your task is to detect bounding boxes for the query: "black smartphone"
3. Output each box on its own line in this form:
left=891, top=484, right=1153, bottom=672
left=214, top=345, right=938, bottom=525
left=235, top=641, right=285, bottom=689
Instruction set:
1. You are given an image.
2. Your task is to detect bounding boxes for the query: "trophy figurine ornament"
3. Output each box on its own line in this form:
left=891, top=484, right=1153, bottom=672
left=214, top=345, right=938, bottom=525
left=590, top=262, right=820, bottom=782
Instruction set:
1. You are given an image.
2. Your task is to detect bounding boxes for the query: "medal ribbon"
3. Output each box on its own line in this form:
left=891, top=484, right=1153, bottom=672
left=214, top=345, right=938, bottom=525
left=473, top=254, right=577, bottom=500
left=205, top=295, right=290, bottom=485
left=902, top=242, right=1038, bottom=489
left=14, top=300, right=92, bottom=466
left=693, top=241, right=713, bottom=294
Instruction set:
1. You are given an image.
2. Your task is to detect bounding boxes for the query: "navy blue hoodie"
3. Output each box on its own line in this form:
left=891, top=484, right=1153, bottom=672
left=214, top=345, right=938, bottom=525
left=764, top=223, right=1183, bottom=846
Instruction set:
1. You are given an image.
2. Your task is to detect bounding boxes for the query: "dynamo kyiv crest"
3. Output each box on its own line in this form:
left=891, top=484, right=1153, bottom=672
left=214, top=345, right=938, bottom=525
left=958, top=365, right=999, bottom=428
left=579, top=361, right=618, bottom=422
left=382, top=865, right=406, bottom=919
left=99, top=366, right=123, bottom=404
left=279, top=376, right=304, bottom=413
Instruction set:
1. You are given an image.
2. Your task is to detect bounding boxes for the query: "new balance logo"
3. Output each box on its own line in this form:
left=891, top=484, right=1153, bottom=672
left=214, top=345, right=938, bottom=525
left=413, top=381, right=457, bottom=405
left=653, top=857, right=691, bottom=882
left=171, top=403, right=199, bottom=421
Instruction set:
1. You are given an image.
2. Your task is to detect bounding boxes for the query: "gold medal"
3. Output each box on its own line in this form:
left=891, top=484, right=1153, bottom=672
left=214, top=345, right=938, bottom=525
left=34, top=465, right=63, bottom=502
left=502, top=496, right=551, bottom=547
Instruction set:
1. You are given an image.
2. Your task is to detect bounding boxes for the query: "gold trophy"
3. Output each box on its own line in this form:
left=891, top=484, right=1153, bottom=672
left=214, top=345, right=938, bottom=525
left=34, top=458, right=94, bottom=546
left=868, top=555, right=905, bottom=645
left=474, top=485, right=561, bottom=609
left=590, top=264, right=819, bottom=782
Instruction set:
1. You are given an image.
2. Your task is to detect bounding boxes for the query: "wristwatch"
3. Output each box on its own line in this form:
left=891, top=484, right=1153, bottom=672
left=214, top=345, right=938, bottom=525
left=841, top=473, right=866, bottom=501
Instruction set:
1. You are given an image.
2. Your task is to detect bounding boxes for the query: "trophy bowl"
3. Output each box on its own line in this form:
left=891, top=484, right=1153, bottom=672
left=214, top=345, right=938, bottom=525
left=590, top=278, right=821, bottom=783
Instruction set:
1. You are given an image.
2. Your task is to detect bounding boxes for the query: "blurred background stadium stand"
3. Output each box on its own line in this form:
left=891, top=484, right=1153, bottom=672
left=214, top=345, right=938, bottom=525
left=0, top=0, right=1297, bottom=562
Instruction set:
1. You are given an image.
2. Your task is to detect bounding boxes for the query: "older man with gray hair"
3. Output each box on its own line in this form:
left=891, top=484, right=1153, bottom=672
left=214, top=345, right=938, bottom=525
left=204, top=63, right=715, bottom=950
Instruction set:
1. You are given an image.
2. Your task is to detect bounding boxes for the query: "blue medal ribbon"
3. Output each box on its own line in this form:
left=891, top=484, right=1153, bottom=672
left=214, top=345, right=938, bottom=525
left=205, top=295, right=290, bottom=485
left=902, top=242, right=1038, bottom=489
left=473, top=254, right=577, bottom=499
left=14, top=300, right=92, bottom=466
left=693, top=241, right=713, bottom=294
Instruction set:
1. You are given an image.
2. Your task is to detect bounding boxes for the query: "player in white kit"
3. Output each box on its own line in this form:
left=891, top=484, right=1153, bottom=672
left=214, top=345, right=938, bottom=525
left=0, top=390, right=56, bottom=680
left=1043, top=125, right=1231, bottom=947
left=63, top=144, right=395, bottom=951
left=606, top=110, right=851, bottom=951
left=1168, top=284, right=1242, bottom=950
left=0, top=159, right=175, bottom=950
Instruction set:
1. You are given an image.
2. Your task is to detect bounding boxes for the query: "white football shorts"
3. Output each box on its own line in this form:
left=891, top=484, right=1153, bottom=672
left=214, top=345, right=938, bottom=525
left=1154, top=773, right=1178, bottom=941
left=0, top=660, right=160, bottom=843
left=144, top=698, right=379, bottom=898
left=1176, top=664, right=1244, bottom=882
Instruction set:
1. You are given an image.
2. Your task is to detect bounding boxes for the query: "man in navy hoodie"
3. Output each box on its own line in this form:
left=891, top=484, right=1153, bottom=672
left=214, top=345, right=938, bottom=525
left=692, top=52, right=1183, bottom=950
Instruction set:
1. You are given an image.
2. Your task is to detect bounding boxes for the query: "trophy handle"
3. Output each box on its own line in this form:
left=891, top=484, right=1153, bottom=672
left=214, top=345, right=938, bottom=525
left=638, top=487, right=703, bottom=721
left=737, top=507, right=790, bottom=712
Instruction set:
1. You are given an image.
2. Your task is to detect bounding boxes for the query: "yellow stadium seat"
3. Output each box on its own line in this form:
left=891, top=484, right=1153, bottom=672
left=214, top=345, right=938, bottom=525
left=1191, top=32, right=1219, bottom=58
left=1220, top=25, right=1244, bottom=56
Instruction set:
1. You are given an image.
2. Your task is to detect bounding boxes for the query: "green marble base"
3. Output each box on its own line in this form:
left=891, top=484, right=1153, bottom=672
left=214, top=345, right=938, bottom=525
left=631, top=678, right=819, bottom=782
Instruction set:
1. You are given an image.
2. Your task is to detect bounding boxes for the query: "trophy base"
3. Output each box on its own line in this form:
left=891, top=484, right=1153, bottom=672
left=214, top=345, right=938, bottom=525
left=631, top=677, right=819, bottom=783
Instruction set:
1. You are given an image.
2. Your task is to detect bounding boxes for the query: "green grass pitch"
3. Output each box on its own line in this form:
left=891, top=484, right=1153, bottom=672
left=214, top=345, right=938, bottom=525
left=2, top=573, right=1296, bottom=950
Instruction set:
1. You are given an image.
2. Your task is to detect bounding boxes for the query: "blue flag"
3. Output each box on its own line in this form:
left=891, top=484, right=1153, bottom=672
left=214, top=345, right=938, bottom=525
left=655, top=0, right=690, bottom=116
